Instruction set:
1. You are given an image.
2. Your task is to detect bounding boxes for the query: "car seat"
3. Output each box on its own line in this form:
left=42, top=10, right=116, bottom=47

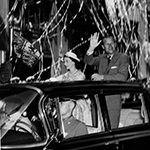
left=119, top=109, right=144, bottom=127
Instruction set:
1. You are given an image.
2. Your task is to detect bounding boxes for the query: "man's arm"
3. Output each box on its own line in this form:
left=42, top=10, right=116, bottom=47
left=84, top=32, right=101, bottom=66
left=84, top=53, right=100, bottom=66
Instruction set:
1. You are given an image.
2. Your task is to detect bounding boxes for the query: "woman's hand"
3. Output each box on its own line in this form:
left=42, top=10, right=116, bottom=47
left=45, top=77, right=58, bottom=82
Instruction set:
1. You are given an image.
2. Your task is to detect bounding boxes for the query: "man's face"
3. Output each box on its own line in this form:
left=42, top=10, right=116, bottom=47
left=103, top=36, right=116, bottom=55
left=59, top=101, right=72, bottom=119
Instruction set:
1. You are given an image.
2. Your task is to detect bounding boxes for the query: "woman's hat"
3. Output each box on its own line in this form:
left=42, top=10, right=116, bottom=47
left=65, top=51, right=80, bottom=62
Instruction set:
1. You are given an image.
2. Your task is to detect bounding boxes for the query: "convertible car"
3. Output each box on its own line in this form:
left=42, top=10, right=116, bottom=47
left=1, top=80, right=150, bottom=150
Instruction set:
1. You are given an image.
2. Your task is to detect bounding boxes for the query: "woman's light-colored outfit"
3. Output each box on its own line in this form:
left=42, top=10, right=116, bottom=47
left=54, top=70, right=85, bottom=81
left=61, top=70, right=85, bottom=81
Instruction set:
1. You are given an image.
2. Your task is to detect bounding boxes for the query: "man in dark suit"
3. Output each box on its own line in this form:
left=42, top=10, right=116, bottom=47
left=84, top=32, right=129, bottom=129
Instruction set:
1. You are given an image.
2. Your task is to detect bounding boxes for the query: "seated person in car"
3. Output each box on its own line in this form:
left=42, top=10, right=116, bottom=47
left=60, top=99, right=88, bottom=138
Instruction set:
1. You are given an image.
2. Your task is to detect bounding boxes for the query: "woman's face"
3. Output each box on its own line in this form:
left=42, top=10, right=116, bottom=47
left=64, top=57, right=75, bottom=70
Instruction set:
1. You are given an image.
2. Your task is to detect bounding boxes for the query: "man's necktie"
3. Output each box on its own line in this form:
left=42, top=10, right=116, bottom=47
left=107, top=55, right=111, bottom=65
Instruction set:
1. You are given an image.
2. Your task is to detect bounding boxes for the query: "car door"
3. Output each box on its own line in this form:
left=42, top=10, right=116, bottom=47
left=112, top=124, right=150, bottom=150
left=41, top=81, right=150, bottom=150
left=50, top=131, right=118, bottom=150
left=111, top=88, right=150, bottom=150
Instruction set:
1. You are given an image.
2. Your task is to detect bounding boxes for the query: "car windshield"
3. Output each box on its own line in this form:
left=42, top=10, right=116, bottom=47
left=0, top=90, right=38, bottom=139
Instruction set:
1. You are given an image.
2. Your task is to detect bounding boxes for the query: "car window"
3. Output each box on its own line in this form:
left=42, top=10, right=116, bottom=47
left=1, top=90, right=47, bottom=145
left=119, top=92, right=148, bottom=128
left=45, top=94, right=104, bottom=140
left=98, top=91, right=148, bottom=130
left=44, top=90, right=149, bottom=141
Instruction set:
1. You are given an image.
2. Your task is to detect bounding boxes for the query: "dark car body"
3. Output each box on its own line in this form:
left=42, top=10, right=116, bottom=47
left=1, top=80, right=150, bottom=150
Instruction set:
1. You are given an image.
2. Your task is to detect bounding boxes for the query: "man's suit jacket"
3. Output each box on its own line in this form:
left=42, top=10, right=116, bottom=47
left=84, top=51, right=129, bottom=81
left=63, top=116, right=88, bottom=138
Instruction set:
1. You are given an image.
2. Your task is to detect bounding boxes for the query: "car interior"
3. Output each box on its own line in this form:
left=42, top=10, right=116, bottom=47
left=43, top=94, right=102, bottom=140
left=119, top=92, right=147, bottom=127
left=44, top=91, right=148, bottom=140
